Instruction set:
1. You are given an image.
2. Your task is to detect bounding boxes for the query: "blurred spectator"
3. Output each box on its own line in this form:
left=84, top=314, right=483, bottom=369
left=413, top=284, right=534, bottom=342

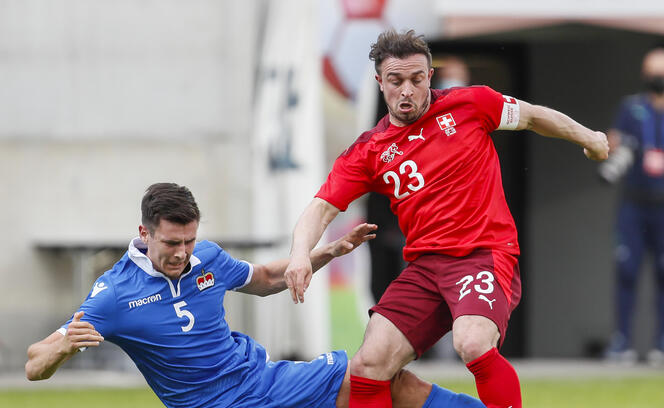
left=602, top=46, right=664, bottom=366
left=434, top=55, right=471, bottom=90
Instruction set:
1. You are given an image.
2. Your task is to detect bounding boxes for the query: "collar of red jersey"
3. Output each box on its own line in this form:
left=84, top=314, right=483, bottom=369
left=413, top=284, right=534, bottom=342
left=128, top=237, right=202, bottom=278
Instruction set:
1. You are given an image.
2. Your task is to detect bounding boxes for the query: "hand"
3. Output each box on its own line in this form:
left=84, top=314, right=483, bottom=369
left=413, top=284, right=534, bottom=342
left=284, top=256, right=313, bottom=304
left=584, top=131, right=610, bottom=161
left=62, top=311, right=104, bottom=353
left=330, top=223, right=377, bottom=257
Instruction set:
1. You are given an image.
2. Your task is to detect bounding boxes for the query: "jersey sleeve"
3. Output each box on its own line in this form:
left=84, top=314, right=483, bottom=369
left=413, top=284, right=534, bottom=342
left=59, top=275, right=117, bottom=338
left=315, top=152, right=372, bottom=211
left=471, top=86, right=520, bottom=132
left=213, top=247, right=253, bottom=291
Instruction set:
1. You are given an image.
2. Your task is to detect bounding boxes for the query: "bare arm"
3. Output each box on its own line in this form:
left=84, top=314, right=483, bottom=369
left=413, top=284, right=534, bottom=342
left=284, top=198, right=340, bottom=303
left=239, top=222, right=376, bottom=297
left=517, top=100, right=609, bottom=161
left=25, top=312, right=104, bottom=381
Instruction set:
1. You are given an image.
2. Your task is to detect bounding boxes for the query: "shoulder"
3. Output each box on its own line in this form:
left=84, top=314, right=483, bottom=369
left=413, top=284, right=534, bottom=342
left=340, top=115, right=391, bottom=158
left=619, top=94, right=649, bottom=119
left=622, top=93, right=644, bottom=105
left=194, top=240, right=224, bottom=262
left=431, top=86, right=499, bottom=107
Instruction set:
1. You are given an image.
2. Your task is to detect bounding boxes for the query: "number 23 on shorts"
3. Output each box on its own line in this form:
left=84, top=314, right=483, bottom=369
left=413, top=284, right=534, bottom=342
left=456, top=271, right=495, bottom=301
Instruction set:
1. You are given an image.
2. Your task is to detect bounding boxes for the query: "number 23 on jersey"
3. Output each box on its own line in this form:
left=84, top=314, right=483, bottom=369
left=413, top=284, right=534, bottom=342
left=382, top=159, right=425, bottom=199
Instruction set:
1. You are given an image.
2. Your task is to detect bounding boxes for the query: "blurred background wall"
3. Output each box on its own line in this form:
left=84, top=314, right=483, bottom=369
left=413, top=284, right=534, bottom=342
left=2, top=0, right=664, bottom=372
left=0, top=0, right=261, bottom=369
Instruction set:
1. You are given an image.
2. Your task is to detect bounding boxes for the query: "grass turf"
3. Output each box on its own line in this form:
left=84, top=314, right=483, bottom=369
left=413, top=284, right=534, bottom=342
left=3, top=376, right=664, bottom=407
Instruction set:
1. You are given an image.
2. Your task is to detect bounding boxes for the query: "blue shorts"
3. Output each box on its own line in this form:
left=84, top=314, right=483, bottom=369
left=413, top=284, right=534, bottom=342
left=230, top=350, right=348, bottom=408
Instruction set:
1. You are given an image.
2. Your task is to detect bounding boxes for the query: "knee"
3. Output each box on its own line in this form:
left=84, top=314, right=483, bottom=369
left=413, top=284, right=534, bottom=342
left=454, top=335, right=492, bottom=363
left=350, top=348, right=388, bottom=378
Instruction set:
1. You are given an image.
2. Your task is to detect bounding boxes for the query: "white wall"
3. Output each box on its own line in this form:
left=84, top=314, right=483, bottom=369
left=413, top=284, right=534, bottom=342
left=0, top=0, right=260, bottom=369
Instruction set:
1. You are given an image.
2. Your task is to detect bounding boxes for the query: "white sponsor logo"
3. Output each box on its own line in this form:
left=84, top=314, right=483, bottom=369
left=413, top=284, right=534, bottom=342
left=407, top=128, right=425, bottom=142
left=380, top=143, right=403, bottom=163
left=478, top=294, right=496, bottom=310
left=128, top=293, right=162, bottom=309
left=91, top=282, right=108, bottom=298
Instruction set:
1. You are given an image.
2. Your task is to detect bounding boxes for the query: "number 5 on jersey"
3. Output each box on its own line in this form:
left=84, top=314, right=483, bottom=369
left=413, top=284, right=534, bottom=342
left=383, top=159, right=425, bottom=199
left=174, top=301, right=195, bottom=332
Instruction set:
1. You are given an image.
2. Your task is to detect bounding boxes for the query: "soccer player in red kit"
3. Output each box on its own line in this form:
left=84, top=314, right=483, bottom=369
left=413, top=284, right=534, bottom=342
left=285, top=29, right=609, bottom=408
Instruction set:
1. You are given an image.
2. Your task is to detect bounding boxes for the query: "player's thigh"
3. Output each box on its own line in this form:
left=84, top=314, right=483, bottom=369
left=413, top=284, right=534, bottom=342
left=261, top=350, right=348, bottom=408
left=369, top=261, right=452, bottom=359
left=352, top=312, right=416, bottom=378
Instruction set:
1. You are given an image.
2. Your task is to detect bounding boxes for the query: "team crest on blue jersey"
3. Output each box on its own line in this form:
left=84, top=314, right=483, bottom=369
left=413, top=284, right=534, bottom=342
left=196, top=269, right=215, bottom=291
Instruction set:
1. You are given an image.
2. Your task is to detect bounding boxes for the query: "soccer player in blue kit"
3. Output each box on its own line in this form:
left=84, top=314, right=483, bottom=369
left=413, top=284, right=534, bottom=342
left=26, top=183, right=485, bottom=407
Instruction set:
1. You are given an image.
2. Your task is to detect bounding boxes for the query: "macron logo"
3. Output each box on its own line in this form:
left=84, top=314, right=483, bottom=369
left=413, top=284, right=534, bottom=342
left=128, top=293, right=162, bottom=309
left=91, top=282, right=108, bottom=298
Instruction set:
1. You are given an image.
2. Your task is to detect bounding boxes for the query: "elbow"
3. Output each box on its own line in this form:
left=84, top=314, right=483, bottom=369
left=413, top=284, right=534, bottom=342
left=25, top=361, right=44, bottom=381
left=25, top=345, right=50, bottom=381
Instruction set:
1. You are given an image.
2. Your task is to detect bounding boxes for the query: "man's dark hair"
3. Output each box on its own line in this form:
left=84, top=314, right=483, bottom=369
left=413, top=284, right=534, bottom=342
left=369, top=29, right=432, bottom=75
left=141, top=183, right=200, bottom=234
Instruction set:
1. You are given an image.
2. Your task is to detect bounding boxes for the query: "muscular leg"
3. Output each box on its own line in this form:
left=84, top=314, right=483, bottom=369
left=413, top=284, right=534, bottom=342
left=348, top=313, right=416, bottom=407
left=336, top=367, right=429, bottom=408
left=454, top=315, right=521, bottom=408
left=337, top=366, right=486, bottom=408
left=351, top=312, right=416, bottom=380
left=453, top=315, right=500, bottom=363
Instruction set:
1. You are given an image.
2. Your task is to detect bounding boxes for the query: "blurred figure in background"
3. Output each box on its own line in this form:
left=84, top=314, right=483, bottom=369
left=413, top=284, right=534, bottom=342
left=602, top=46, right=664, bottom=366
left=434, top=55, right=471, bottom=90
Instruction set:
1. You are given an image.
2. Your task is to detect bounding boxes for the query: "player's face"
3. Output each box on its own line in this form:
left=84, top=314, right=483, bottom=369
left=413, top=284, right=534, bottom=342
left=376, top=54, right=433, bottom=127
left=139, top=219, right=198, bottom=279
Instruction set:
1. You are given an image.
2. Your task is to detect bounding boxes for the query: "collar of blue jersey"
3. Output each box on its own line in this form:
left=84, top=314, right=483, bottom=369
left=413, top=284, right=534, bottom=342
left=128, top=237, right=201, bottom=278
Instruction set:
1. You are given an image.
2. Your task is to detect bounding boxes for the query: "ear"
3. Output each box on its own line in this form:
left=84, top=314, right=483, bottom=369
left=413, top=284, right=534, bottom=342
left=375, top=74, right=384, bottom=92
left=138, top=225, right=150, bottom=244
left=428, top=67, right=434, bottom=81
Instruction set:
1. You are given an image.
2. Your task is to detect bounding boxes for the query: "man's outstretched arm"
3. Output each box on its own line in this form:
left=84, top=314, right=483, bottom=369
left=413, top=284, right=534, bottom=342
left=284, top=198, right=341, bottom=304
left=239, top=221, right=375, bottom=297
left=25, top=311, right=104, bottom=380
left=516, top=100, right=609, bottom=161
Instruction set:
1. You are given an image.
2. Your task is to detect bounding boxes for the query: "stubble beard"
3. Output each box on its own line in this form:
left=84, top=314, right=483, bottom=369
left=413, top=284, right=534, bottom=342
left=386, top=91, right=431, bottom=126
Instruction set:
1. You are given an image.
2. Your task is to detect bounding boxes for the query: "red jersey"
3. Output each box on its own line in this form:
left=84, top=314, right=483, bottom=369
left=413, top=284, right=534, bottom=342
left=316, top=86, right=521, bottom=261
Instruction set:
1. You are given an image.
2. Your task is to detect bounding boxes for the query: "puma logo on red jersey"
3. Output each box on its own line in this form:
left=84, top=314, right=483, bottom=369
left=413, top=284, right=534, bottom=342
left=407, top=128, right=425, bottom=142
left=380, top=143, right=403, bottom=163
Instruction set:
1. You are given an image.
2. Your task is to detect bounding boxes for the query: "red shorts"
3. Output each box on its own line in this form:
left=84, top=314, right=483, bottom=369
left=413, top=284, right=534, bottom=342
left=370, top=249, right=521, bottom=358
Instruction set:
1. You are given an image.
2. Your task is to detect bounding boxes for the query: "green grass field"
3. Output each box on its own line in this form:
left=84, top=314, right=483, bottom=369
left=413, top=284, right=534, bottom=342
left=3, top=376, right=664, bottom=407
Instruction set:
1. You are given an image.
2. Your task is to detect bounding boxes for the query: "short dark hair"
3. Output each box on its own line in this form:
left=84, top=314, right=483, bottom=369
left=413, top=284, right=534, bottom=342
left=141, top=183, right=200, bottom=234
left=369, top=29, right=432, bottom=75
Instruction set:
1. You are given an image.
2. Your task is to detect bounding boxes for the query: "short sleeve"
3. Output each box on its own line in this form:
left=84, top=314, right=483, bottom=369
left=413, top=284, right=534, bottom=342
left=213, top=249, right=252, bottom=291
left=315, top=153, right=372, bottom=211
left=60, top=275, right=117, bottom=338
left=470, top=86, right=520, bottom=132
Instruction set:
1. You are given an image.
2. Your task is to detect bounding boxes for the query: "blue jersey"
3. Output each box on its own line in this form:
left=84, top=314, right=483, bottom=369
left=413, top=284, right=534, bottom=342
left=59, top=238, right=346, bottom=408
left=613, top=94, right=664, bottom=197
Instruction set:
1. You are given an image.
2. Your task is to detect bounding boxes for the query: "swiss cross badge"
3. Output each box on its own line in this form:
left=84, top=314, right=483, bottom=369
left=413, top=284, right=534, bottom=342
left=436, top=113, right=457, bottom=136
left=196, top=269, right=215, bottom=291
